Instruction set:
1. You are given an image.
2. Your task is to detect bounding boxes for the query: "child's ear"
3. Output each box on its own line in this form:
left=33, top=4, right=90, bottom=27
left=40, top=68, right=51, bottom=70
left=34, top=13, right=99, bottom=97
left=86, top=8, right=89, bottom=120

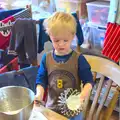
left=72, top=33, right=76, bottom=38
left=73, top=33, right=76, bottom=36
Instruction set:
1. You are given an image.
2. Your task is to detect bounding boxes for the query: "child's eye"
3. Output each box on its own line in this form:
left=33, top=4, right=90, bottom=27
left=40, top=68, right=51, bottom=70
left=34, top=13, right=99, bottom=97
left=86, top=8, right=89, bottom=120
left=64, top=40, right=68, bottom=42
left=54, top=40, right=59, bottom=42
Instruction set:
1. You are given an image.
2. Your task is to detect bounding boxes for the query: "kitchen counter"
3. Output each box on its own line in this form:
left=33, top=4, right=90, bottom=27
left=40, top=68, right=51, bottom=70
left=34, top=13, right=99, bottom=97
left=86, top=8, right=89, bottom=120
left=29, top=105, right=68, bottom=120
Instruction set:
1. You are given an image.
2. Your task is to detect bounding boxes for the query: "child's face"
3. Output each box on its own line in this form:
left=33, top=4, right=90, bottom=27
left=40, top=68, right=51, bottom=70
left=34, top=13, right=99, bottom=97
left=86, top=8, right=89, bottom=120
left=49, top=31, right=74, bottom=55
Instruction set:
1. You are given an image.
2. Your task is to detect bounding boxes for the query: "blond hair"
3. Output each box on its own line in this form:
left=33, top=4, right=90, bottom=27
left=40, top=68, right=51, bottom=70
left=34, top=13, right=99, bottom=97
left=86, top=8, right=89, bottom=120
left=43, top=12, right=77, bottom=36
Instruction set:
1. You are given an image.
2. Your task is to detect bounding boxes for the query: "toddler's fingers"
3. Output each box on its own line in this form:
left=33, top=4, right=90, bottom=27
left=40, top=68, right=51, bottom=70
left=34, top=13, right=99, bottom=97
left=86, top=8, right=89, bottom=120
left=34, top=99, right=41, bottom=104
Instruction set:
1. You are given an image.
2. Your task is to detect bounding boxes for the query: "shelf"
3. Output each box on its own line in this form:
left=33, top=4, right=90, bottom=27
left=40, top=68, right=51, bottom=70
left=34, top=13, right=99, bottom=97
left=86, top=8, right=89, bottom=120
left=87, top=22, right=107, bottom=29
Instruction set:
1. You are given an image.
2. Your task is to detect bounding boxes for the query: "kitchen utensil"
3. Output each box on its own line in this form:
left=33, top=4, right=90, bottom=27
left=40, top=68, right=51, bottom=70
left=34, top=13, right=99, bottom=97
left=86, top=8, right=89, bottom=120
left=0, top=86, right=35, bottom=120
left=57, top=88, right=83, bottom=118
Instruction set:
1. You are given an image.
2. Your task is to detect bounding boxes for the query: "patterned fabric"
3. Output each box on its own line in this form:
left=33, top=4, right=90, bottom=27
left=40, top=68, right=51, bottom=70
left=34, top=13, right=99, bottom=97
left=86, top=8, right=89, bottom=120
left=102, top=23, right=120, bottom=62
left=0, top=16, right=15, bottom=50
left=0, top=8, right=31, bottom=50
left=13, top=8, right=32, bottom=19
left=0, top=8, right=31, bottom=35
left=0, top=57, right=18, bottom=74
left=0, top=8, right=23, bottom=21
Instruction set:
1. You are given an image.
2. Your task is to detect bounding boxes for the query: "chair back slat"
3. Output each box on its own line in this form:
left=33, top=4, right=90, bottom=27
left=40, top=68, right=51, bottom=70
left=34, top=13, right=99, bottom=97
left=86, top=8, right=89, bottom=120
left=82, top=55, right=120, bottom=120
left=83, top=91, right=91, bottom=120
left=88, top=75, right=105, bottom=120
left=92, top=72, right=97, bottom=81
left=101, top=87, right=120, bottom=120
left=95, top=80, right=113, bottom=120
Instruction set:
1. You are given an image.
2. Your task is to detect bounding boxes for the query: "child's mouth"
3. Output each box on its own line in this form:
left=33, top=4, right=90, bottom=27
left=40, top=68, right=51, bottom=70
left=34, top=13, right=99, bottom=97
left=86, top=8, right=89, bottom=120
left=59, top=48, right=64, bottom=51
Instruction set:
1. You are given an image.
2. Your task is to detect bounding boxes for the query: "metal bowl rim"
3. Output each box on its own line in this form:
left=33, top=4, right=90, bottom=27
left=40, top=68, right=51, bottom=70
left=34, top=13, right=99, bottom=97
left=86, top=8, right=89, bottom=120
left=0, top=86, right=35, bottom=114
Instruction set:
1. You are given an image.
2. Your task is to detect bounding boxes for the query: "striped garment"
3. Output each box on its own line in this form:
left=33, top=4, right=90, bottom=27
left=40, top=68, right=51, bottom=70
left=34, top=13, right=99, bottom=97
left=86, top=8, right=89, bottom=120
left=0, top=16, right=15, bottom=50
left=102, top=23, right=120, bottom=62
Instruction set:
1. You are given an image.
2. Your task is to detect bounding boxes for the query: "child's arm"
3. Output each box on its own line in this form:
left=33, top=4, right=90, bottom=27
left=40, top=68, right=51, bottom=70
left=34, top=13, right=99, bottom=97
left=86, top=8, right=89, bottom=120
left=34, top=85, right=45, bottom=104
left=34, top=53, right=48, bottom=104
left=78, top=54, right=94, bottom=101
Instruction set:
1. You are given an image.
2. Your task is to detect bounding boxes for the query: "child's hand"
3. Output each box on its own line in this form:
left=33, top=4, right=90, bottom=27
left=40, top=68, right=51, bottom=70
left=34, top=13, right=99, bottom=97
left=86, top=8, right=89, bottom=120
left=34, top=94, right=45, bottom=106
left=79, top=94, right=85, bottom=104
left=34, top=94, right=41, bottom=104
left=34, top=85, right=45, bottom=105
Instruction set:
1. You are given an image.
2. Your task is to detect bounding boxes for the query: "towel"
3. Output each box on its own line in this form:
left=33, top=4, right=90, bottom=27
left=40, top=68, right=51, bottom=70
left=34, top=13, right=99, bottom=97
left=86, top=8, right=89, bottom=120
left=102, top=23, right=120, bottom=62
left=8, top=18, right=37, bottom=64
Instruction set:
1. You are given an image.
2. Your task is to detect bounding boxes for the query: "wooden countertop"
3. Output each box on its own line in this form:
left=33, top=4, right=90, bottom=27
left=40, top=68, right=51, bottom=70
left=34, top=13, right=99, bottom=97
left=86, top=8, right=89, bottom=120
left=29, top=104, right=68, bottom=120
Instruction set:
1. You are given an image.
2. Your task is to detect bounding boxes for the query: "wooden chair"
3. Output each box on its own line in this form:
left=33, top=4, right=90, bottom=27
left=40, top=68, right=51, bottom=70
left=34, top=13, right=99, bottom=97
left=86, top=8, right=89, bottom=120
left=81, top=54, right=120, bottom=120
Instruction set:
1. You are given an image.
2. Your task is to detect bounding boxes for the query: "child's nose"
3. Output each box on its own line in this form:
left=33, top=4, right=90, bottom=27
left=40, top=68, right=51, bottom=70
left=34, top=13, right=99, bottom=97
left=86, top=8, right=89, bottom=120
left=59, top=41, right=64, bottom=46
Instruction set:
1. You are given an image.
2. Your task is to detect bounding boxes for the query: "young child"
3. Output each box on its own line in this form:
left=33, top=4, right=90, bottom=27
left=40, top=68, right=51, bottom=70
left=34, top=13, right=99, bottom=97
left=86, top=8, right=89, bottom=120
left=34, top=12, right=94, bottom=120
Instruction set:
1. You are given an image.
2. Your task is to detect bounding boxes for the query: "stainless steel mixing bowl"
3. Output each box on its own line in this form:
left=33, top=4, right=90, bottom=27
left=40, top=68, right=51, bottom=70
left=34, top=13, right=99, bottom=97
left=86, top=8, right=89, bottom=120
left=0, top=86, right=35, bottom=120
